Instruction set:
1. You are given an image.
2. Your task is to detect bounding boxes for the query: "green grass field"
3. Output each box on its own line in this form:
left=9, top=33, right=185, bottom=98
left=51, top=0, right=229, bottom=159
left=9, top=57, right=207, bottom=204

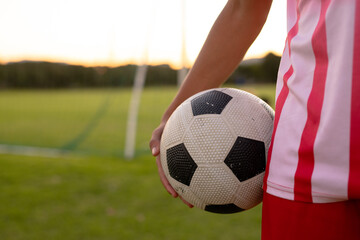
left=0, top=85, right=275, bottom=240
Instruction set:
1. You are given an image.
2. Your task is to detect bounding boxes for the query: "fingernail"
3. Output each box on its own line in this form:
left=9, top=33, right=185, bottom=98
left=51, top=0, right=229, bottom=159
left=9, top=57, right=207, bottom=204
left=152, top=147, right=157, bottom=155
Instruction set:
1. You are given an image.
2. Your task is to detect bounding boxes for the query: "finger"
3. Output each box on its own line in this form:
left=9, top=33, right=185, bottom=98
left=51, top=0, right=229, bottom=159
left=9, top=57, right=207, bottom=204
left=156, top=157, right=178, bottom=198
left=149, top=137, right=160, bottom=156
left=149, top=127, right=163, bottom=156
left=151, top=144, right=159, bottom=156
left=179, top=196, right=194, bottom=208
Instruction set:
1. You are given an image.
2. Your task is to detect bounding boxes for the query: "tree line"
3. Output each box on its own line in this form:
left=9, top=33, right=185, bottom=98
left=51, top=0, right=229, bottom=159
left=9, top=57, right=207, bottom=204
left=0, top=53, right=280, bottom=89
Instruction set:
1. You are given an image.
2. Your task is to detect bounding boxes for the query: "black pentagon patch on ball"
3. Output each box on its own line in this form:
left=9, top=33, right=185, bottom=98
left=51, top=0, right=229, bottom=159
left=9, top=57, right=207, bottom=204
left=166, top=143, right=198, bottom=186
left=191, top=90, right=233, bottom=116
left=205, top=204, right=244, bottom=214
left=224, top=136, right=266, bottom=182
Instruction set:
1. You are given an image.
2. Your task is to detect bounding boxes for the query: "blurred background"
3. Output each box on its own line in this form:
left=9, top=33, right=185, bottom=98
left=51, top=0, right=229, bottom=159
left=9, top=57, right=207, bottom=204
left=0, top=0, right=286, bottom=239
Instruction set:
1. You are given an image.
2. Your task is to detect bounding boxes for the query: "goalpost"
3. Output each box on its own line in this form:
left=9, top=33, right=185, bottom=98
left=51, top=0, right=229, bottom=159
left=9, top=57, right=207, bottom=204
left=124, top=0, right=188, bottom=159
left=124, top=64, right=148, bottom=159
left=178, top=0, right=188, bottom=86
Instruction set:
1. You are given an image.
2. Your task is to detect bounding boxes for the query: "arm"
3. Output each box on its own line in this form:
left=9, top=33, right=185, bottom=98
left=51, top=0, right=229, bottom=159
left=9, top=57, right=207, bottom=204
left=150, top=0, right=272, bottom=206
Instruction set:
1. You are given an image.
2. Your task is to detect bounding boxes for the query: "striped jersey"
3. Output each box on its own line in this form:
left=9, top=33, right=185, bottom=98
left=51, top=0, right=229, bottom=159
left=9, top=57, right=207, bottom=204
left=263, top=0, right=360, bottom=203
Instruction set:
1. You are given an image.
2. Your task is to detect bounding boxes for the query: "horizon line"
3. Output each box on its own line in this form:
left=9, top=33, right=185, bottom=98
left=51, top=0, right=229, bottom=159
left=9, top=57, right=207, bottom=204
left=0, top=51, right=281, bottom=70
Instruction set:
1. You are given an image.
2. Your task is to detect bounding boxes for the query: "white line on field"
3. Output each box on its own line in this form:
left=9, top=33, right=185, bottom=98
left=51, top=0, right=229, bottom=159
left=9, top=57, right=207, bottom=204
left=0, top=144, right=69, bottom=158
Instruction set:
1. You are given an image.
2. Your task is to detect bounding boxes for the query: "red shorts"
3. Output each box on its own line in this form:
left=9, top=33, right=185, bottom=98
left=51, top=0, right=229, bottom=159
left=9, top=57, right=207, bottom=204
left=262, top=192, right=360, bottom=240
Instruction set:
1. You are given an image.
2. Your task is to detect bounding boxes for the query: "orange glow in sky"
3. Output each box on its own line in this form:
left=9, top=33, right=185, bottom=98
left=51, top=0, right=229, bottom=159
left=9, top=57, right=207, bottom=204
left=0, top=0, right=286, bottom=69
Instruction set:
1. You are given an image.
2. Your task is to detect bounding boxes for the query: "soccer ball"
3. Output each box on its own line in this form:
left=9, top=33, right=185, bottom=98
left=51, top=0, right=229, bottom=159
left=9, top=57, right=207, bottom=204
left=160, top=88, right=274, bottom=213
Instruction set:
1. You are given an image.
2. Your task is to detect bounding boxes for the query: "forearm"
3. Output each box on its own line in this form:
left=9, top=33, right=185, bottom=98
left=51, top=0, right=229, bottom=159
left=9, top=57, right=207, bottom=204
left=161, top=0, right=272, bottom=123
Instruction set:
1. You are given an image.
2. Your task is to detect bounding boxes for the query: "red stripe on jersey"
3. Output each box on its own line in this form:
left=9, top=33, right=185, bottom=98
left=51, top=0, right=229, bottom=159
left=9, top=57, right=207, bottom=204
left=264, top=67, right=292, bottom=192
left=264, top=3, right=300, bottom=191
left=294, top=0, right=331, bottom=202
left=349, top=0, right=360, bottom=199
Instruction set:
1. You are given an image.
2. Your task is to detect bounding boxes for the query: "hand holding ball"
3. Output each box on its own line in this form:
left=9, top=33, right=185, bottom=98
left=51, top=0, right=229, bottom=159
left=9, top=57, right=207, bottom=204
left=160, top=88, right=274, bottom=213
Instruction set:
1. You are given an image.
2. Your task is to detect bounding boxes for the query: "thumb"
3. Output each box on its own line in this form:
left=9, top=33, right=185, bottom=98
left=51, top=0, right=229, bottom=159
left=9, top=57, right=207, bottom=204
left=149, top=126, right=164, bottom=156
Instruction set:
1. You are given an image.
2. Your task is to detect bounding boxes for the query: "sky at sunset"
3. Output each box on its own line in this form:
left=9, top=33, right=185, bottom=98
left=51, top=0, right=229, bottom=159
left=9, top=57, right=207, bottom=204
left=0, top=0, right=286, bottom=69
